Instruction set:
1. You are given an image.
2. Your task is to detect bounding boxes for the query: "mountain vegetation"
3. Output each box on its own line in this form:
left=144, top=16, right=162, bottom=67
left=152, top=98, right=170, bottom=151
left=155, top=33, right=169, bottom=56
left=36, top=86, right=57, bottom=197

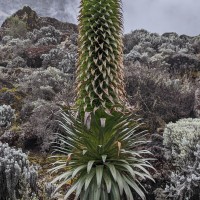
left=0, top=4, right=200, bottom=200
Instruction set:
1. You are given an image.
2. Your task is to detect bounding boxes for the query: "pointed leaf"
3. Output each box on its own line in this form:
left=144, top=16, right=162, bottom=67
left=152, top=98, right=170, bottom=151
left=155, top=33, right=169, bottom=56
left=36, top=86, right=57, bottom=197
left=87, top=160, right=95, bottom=173
left=96, top=165, right=104, bottom=187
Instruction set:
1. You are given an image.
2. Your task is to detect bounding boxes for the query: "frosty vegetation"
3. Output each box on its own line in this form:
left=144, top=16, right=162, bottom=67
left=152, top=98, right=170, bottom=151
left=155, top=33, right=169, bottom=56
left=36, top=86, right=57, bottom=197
left=0, top=7, right=200, bottom=199
left=0, top=142, right=38, bottom=200
left=163, top=118, right=200, bottom=199
left=0, top=105, right=15, bottom=127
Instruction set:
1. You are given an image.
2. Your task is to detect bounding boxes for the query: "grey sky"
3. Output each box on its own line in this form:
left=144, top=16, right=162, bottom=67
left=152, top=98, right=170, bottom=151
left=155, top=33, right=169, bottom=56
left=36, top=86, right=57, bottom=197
left=122, top=0, right=200, bottom=35
left=73, top=0, right=200, bottom=35
left=0, top=0, right=199, bottom=36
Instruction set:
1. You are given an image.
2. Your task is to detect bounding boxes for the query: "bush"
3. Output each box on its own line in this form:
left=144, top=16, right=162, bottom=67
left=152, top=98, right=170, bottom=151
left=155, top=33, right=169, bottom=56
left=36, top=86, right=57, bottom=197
left=41, top=47, right=76, bottom=74
left=1, top=36, right=13, bottom=45
left=125, top=63, right=195, bottom=130
left=163, top=118, right=200, bottom=162
left=20, top=67, right=74, bottom=101
left=0, top=104, right=15, bottom=127
left=0, top=38, right=31, bottom=62
left=27, top=26, right=62, bottom=45
left=21, top=101, right=60, bottom=152
left=0, top=142, right=38, bottom=200
left=163, top=118, right=200, bottom=199
left=5, top=16, right=28, bottom=39
left=7, top=56, right=26, bottom=68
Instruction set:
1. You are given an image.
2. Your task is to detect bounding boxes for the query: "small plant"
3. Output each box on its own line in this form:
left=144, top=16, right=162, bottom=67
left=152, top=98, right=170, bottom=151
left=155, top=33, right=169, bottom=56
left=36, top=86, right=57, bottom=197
left=0, top=104, right=15, bottom=127
left=5, top=16, right=28, bottom=39
left=163, top=118, right=200, bottom=199
left=163, top=118, right=200, bottom=162
left=0, top=142, right=38, bottom=200
left=27, top=26, right=62, bottom=45
left=164, top=144, right=200, bottom=200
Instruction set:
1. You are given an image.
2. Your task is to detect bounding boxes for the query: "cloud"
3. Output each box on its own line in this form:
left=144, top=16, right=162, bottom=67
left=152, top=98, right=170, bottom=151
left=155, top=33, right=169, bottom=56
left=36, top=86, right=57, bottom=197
left=0, top=10, right=8, bottom=17
left=123, top=0, right=200, bottom=35
left=0, top=0, right=199, bottom=36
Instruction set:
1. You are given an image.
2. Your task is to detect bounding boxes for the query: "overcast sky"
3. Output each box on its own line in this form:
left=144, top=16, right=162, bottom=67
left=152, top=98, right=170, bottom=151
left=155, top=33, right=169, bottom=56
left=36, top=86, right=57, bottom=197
left=122, top=0, right=200, bottom=35
left=0, top=0, right=199, bottom=36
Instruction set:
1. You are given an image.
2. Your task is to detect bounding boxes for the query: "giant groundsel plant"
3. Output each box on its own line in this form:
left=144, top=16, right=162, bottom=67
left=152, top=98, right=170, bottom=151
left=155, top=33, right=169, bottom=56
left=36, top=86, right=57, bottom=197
left=50, top=0, right=155, bottom=199
left=76, top=0, right=126, bottom=114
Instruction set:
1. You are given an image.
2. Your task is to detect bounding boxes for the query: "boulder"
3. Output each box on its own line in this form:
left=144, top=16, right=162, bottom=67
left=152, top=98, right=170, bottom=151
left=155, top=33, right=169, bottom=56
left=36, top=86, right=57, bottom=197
left=24, top=45, right=56, bottom=68
left=1, top=6, right=40, bottom=31
left=1, top=6, right=78, bottom=38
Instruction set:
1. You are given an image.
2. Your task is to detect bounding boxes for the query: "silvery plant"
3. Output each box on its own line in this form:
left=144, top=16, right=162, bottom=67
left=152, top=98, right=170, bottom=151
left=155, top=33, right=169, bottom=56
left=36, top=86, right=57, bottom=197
left=0, top=105, right=15, bottom=127
left=163, top=118, right=200, bottom=199
left=0, top=142, right=38, bottom=200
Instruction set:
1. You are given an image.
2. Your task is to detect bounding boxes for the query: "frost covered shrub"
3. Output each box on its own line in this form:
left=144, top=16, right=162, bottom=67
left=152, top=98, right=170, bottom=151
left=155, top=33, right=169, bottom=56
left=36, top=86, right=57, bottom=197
left=124, top=49, right=142, bottom=62
left=58, top=52, right=76, bottom=73
left=69, top=32, right=78, bottom=46
left=38, top=85, right=55, bottom=101
left=0, top=105, right=15, bottom=127
left=22, top=67, right=74, bottom=99
left=165, top=157, right=200, bottom=200
left=0, top=142, right=38, bottom=200
left=27, top=26, right=62, bottom=45
left=123, top=29, right=151, bottom=53
left=7, top=56, right=26, bottom=68
left=163, top=118, right=200, bottom=162
left=0, top=38, right=31, bottom=62
left=41, top=47, right=76, bottom=73
left=123, top=29, right=196, bottom=74
left=2, top=35, right=13, bottom=45
left=15, top=67, right=74, bottom=105
left=36, top=37, right=58, bottom=46
left=41, top=48, right=62, bottom=68
left=163, top=118, right=200, bottom=199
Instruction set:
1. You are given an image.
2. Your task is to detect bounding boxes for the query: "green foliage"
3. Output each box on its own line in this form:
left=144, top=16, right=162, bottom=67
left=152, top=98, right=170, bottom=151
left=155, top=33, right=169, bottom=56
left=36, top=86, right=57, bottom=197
left=5, top=16, right=28, bottom=38
left=50, top=0, right=155, bottom=199
left=50, top=111, right=155, bottom=200
left=76, top=0, right=126, bottom=114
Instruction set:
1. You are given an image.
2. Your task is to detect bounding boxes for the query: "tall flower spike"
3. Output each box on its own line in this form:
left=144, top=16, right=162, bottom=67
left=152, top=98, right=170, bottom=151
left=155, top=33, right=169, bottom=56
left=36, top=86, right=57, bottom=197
left=76, top=0, right=127, bottom=114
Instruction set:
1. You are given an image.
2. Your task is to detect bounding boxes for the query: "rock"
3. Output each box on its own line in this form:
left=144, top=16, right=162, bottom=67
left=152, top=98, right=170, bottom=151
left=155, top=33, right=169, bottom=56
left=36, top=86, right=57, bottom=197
left=1, top=6, right=40, bottom=31
left=0, top=61, right=8, bottom=67
left=1, top=6, right=78, bottom=39
left=38, top=16, right=78, bottom=35
left=24, top=45, right=56, bottom=68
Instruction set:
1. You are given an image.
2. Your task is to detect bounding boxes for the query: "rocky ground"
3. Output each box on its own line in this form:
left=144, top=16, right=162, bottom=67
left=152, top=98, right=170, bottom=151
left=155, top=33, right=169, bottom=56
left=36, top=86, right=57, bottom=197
left=0, top=6, right=200, bottom=200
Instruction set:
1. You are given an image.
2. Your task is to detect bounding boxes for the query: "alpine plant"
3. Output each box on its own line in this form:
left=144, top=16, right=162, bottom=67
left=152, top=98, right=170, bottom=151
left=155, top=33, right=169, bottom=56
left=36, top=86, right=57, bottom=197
left=50, top=112, right=155, bottom=200
left=76, top=0, right=126, bottom=114
left=50, top=0, right=155, bottom=199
